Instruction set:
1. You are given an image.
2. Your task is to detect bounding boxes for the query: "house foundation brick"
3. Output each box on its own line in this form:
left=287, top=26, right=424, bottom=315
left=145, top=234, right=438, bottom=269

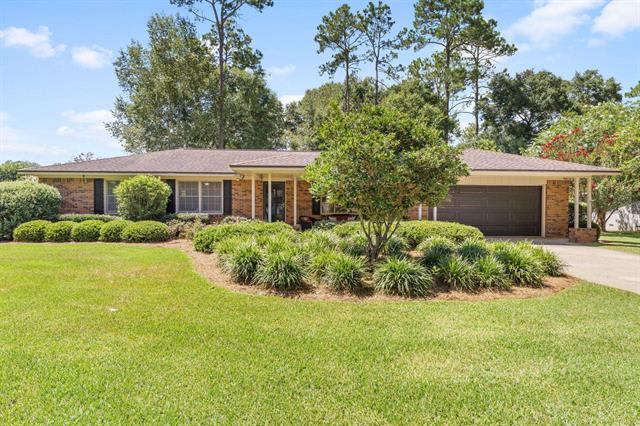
left=39, top=177, right=94, bottom=214
left=568, top=228, right=598, bottom=243
left=545, top=180, right=569, bottom=237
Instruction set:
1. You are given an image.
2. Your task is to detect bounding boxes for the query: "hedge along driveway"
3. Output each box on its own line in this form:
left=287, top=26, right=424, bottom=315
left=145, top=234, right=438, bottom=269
left=1, top=244, right=639, bottom=424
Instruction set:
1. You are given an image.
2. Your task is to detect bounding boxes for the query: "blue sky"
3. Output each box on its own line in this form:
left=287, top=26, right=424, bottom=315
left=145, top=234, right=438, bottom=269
left=1, top=0, right=638, bottom=164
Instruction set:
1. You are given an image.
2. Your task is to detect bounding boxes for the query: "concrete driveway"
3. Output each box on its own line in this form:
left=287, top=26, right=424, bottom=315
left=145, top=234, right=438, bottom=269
left=539, top=243, right=640, bottom=294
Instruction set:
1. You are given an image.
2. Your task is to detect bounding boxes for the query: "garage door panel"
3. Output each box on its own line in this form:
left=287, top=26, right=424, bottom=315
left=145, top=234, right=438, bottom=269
left=435, top=186, right=541, bottom=236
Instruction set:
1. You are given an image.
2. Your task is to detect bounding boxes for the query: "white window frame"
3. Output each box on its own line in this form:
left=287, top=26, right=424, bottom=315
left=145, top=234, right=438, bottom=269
left=320, top=196, right=351, bottom=215
left=176, top=180, right=224, bottom=214
left=104, top=180, right=120, bottom=215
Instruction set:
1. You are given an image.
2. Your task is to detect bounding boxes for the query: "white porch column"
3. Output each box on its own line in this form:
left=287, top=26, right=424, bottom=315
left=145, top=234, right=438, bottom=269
left=541, top=183, right=546, bottom=238
left=574, top=177, right=580, bottom=229
left=587, top=176, right=592, bottom=229
left=433, top=206, right=438, bottom=221
left=268, top=173, right=272, bottom=223
left=251, top=174, right=256, bottom=219
left=293, top=176, right=298, bottom=227
left=418, top=204, right=423, bottom=220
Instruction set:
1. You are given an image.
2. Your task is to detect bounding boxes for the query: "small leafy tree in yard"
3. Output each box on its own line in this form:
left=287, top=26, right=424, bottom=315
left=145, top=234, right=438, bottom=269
left=304, top=105, right=468, bottom=263
left=114, top=175, right=171, bottom=220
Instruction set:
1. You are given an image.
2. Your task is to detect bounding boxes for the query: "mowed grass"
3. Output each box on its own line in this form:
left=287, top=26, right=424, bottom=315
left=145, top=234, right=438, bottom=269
left=596, top=231, right=640, bottom=255
left=1, top=244, right=639, bottom=424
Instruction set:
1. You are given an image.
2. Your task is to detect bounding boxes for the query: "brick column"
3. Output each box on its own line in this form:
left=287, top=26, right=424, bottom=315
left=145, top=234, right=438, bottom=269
left=545, top=180, right=569, bottom=237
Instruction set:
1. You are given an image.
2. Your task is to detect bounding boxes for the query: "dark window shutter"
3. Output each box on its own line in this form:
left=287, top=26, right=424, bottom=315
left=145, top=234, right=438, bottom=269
left=312, top=197, right=321, bottom=215
left=223, top=180, right=232, bottom=216
left=165, top=179, right=176, bottom=213
left=93, top=178, right=104, bottom=214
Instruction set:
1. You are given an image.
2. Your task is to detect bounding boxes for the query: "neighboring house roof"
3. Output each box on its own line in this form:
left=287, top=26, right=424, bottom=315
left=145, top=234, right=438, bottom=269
left=21, top=148, right=619, bottom=175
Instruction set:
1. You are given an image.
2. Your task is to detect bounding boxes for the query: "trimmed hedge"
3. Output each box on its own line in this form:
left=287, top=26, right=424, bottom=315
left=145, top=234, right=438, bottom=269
left=121, top=221, right=170, bottom=243
left=58, top=214, right=116, bottom=223
left=44, top=221, right=75, bottom=242
left=99, top=220, right=134, bottom=242
left=0, top=181, right=61, bottom=240
left=114, top=175, right=171, bottom=220
left=193, top=221, right=293, bottom=253
left=71, top=220, right=105, bottom=242
left=13, top=220, right=51, bottom=242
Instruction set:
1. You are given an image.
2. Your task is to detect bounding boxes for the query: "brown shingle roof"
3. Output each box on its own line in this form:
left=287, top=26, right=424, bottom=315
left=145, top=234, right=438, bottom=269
left=22, top=148, right=618, bottom=175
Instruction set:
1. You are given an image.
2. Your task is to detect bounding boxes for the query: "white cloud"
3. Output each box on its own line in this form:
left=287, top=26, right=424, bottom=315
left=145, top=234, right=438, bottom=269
left=0, top=26, right=66, bottom=58
left=507, top=0, right=604, bottom=47
left=268, top=65, right=296, bottom=77
left=71, top=45, right=112, bottom=69
left=0, top=141, right=68, bottom=156
left=56, top=109, right=119, bottom=149
left=279, top=94, right=303, bottom=105
left=592, top=0, right=640, bottom=37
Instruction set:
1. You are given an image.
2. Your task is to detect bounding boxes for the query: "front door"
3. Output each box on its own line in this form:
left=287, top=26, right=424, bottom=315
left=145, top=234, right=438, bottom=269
left=263, top=182, right=285, bottom=222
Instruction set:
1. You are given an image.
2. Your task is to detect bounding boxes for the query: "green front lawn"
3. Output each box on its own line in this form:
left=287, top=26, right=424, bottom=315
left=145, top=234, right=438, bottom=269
left=596, top=231, right=640, bottom=255
left=1, top=244, right=639, bottom=424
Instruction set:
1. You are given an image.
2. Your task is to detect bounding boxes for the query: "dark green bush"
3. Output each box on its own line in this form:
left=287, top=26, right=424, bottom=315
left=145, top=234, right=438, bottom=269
left=44, top=221, right=75, bottom=242
left=374, top=257, right=433, bottom=297
left=0, top=181, right=60, bottom=240
left=58, top=214, right=116, bottom=223
left=71, top=220, right=104, bottom=242
left=324, top=253, right=365, bottom=292
left=193, top=221, right=293, bottom=253
left=436, top=255, right=477, bottom=292
left=417, top=236, right=458, bottom=268
left=224, top=243, right=263, bottom=284
left=458, top=239, right=491, bottom=262
left=99, top=220, right=134, bottom=242
left=113, top=175, right=171, bottom=220
left=383, top=235, right=409, bottom=257
left=493, top=243, right=544, bottom=287
left=473, top=256, right=510, bottom=290
left=254, top=251, right=305, bottom=291
left=121, top=221, right=170, bottom=243
left=396, top=221, right=484, bottom=247
left=13, top=220, right=51, bottom=242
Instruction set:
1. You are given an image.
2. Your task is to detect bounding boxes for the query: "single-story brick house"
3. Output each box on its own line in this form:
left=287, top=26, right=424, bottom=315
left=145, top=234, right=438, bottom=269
left=21, top=148, right=618, bottom=242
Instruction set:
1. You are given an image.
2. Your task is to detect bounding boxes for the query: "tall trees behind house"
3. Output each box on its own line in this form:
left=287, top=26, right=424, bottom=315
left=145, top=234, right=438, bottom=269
left=170, top=0, right=273, bottom=149
left=108, top=14, right=283, bottom=153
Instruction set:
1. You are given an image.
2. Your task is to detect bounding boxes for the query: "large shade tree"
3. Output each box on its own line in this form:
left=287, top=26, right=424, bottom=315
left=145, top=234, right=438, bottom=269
left=527, top=102, right=640, bottom=228
left=108, top=14, right=283, bottom=153
left=304, top=105, right=468, bottom=263
left=0, top=161, right=39, bottom=182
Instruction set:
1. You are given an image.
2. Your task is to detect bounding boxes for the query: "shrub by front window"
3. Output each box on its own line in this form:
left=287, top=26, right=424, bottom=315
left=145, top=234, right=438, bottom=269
left=71, top=220, right=105, bottom=242
left=0, top=181, right=61, bottom=240
left=374, top=257, right=433, bottom=297
left=121, top=221, right=170, bottom=243
left=13, top=220, right=51, bottom=242
left=99, top=220, right=134, bottom=242
left=113, top=175, right=171, bottom=221
left=44, top=221, right=76, bottom=242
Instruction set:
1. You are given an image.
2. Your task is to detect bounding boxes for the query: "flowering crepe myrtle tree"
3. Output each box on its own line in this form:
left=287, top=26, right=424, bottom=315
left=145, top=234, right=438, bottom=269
left=304, top=105, right=468, bottom=263
left=527, top=102, right=640, bottom=228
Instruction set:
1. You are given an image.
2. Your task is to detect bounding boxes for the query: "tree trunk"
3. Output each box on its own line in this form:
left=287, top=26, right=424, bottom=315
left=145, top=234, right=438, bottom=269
left=443, top=44, right=451, bottom=141
left=597, top=211, right=607, bottom=229
left=217, top=17, right=225, bottom=149
left=474, top=72, right=479, bottom=136
left=345, top=59, right=350, bottom=112
left=374, top=59, right=379, bottom=105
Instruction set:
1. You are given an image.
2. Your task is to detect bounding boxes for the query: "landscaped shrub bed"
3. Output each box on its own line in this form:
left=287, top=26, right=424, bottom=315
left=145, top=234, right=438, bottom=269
left=44, top=221, right=76, bottom=242
left=121, top=221, right=170, bottom=243
left=57, top=214, right=117, bottom=223
left=13, top=220, right=51, bottom=242
left=71, top=220, right=105, bottom=242
left=198, top=221, right=563, bottom=297
left=99, top=220, right=134, bottom=242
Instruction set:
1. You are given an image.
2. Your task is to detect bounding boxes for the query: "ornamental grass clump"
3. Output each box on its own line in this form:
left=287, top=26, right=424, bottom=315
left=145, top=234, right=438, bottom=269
left=493, top=243, right=544, bottom=287
left=44, top=221, right=75, bottom=242
left=374, top=257, right=433, bottom=297
left=436, top=255, right=477, bottom=292
left=522, top=243, right=564, bottom=277
left=337, top=233, right=369, bottom=257
left=193, top=221, right=293, bottom=253
left=225, top=243, right=263, bottom=284
left=71, top=220, right=104, bottom=242
left=418, top=236, right=458, bottom=268
left=458, top=239, right=491, bottom=262
left=308, top=251, right=339, bottom=280
left=473, top=256, right=510, bottom=290
left=13, top=220, right=51, bottom=242
left=324, top=253, right=365, bottom=293
left=382, top=235, right=409, bottom=258
left=299, top=229, right=339, bottom=254
left=254, top=251, right=305, bottom=291
left=99, top=220, right=134, bottom=242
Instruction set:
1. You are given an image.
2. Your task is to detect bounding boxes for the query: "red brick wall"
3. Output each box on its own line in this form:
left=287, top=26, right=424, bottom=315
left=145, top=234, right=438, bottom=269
left=231, top=178, right=264, bottom=220
left=545, top=180, right=569, bottom=237
left=40, top=177, right=94, bottom=214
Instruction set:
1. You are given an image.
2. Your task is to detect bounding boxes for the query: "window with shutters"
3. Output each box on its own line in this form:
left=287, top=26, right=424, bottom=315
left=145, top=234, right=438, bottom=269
left=178, top=181, right=199, bottom=213
left=105, top=180, right=120, bottom=214
left=201, top=181, right=222, bottom=213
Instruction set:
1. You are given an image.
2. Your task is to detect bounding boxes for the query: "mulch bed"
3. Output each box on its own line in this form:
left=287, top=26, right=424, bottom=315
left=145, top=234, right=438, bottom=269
left=158, top=239, right=578, bottom=303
